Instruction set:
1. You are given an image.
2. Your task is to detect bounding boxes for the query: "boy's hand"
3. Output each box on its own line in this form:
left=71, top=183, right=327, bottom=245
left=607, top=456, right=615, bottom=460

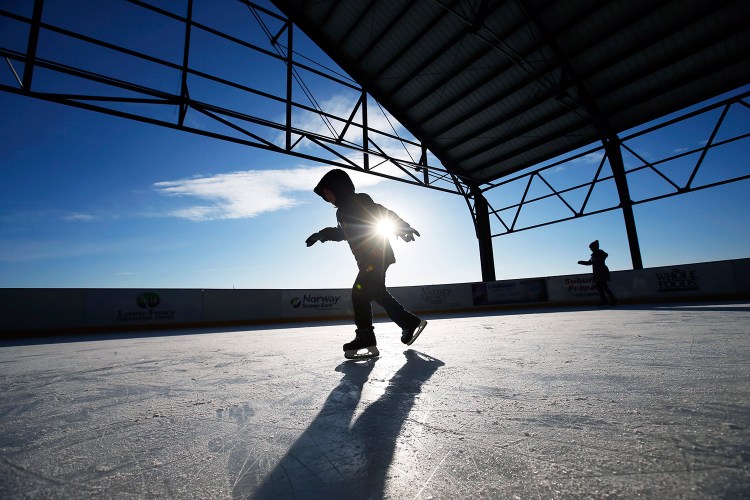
left=398, top=228, right=420, bottom=242
left=305, top=232, right=321, bottom=247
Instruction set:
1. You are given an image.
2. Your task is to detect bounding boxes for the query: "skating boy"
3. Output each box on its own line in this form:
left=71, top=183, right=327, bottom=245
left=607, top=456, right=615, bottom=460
left=305, top=169, right=427, bottom=359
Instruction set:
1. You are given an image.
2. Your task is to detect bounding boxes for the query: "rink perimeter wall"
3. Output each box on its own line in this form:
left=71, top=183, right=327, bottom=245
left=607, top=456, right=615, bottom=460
left=2, top=258, right=749, bottom=335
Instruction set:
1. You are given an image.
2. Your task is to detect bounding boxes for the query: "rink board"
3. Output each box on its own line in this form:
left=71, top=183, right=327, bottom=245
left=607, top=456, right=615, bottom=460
left=1, top=258, right=749, bottom=334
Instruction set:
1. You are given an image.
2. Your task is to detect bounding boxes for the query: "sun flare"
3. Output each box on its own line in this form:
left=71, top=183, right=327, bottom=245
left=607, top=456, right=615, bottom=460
left=375, top=217, right=397, bottom=237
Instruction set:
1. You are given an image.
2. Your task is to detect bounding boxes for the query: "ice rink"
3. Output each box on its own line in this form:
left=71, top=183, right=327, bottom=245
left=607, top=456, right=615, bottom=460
left=1, top=302, right=749, bottom=499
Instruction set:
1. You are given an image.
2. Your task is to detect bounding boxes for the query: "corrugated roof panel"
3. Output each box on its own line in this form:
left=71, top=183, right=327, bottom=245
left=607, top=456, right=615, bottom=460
left=379, top=18, right=457, bottom=93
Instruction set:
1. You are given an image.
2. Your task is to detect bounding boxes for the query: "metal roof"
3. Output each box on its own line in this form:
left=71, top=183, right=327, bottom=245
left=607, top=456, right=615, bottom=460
left=270, top=0, right=750, bottom=185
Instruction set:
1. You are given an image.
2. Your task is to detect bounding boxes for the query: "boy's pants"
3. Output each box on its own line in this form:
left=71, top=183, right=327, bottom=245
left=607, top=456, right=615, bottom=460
left=352, top=264, right=419, bottom=335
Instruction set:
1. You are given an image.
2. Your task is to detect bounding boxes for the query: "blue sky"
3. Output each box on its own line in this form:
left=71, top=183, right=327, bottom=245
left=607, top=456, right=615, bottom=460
left=1, top=1, right=748, bottom=290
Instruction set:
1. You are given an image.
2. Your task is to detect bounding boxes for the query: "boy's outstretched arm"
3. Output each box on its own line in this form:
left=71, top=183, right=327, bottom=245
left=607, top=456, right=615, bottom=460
left=306, top=226, right=345, bottom=246
left=390, top=214, right=420, bottom=242
left=375, top=202, right=420, bottom=242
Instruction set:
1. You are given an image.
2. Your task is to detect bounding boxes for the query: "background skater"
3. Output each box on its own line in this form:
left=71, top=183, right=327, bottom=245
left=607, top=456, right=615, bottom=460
left=578, top=239, right=618, bottom=306
left=305, top=169, right=427, bottom=359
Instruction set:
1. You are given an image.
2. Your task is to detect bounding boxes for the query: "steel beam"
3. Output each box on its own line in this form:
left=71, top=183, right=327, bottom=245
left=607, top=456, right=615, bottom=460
left=22, top=0, right=44, bottom=90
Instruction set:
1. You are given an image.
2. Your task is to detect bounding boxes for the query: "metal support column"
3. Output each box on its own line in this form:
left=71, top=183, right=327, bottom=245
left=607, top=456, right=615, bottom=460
left=472, top=187, right=496, bottom=282
left=604, top=136, right=644, bottom=270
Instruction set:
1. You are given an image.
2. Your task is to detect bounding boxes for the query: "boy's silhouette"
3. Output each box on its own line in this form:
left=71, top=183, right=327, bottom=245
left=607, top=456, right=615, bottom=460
left=306, top=169, right=427, bottom=359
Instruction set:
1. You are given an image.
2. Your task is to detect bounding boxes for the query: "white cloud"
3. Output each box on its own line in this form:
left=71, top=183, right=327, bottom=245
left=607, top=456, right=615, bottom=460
left=154, top=165, right=388, bottom=221
left=571, top=152, right=605, bottom=165
left=61, top=213, right=97, bottom=222
left=1, top=210, right=100, bottom=224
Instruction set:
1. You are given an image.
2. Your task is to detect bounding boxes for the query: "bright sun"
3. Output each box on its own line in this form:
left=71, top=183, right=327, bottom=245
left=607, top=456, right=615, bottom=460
left=375, top=217, right=397, bottom=237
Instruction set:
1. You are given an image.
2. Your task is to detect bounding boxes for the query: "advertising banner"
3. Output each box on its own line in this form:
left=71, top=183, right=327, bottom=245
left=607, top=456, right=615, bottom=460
left=631, top=261, right=737, bottom=298
left=83, top=289, right=203, bottom=327
left=376, top=283, right=474, bottom=314
left=471, top=278, right=548, bottom=306
left=546, top=273, right=626, bottom=303
left=281, top=289, right=352, bottom=319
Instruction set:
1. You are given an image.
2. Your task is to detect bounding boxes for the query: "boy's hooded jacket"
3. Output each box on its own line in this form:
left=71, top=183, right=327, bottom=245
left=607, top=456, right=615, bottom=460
left=313, top=169, right=413, bottom=270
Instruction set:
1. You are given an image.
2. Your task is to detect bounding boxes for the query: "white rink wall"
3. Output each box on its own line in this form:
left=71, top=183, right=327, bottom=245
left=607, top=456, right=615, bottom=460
left=1, top=258, right=749, bottom=334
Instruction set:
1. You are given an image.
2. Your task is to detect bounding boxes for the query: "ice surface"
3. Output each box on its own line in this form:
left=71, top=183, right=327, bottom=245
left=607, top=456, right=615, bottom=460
left=1, top=303, right=749, bottom=498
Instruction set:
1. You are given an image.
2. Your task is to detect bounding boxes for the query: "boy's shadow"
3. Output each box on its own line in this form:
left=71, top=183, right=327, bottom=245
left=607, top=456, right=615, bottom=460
left=237, top=350, right=444, bottom=499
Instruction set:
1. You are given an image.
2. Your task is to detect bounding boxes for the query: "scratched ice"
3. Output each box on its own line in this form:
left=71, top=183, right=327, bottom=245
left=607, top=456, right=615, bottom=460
left=0, top=303, right=748, bottom=498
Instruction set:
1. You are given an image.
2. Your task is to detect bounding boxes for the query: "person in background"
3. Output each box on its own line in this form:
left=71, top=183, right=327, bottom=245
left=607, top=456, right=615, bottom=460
left=578, top=239, right=618, bottom=306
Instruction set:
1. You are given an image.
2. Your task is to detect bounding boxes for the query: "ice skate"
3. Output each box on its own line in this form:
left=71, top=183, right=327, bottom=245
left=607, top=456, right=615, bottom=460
left=401, top=319, right=427, bottom=345
left=343, top=332, right=379, bottom=360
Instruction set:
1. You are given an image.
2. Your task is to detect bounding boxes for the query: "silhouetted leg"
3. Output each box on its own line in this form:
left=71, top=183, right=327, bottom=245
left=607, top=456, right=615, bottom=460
left=372, top=267, right=420, bottom=330
left=374, top=287, right=420, bottom=330
left=352, top=268, right=377, bottom=335
left=354, top=266, right=419, bottom=332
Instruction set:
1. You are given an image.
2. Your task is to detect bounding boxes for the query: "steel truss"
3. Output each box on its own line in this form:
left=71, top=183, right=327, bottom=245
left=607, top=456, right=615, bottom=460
left=466, top=90, right=750, bottom=269
left=0, top=0, right=469, bottom=196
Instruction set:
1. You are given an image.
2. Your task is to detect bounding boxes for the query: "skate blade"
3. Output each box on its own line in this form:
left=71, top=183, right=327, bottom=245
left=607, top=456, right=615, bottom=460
left=344, top=346, right=380, bottom=360
left=406, top=320, right=427, bottom=346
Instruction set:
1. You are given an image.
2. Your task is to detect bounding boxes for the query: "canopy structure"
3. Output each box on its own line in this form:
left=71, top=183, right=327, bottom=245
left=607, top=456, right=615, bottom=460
left=271, top=0, right=750, bottom=279
left=2, top=0, right=749, bottom=281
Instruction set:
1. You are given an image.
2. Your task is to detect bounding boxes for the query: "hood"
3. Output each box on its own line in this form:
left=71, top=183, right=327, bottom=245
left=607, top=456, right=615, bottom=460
left=314, top=169, right=355, bottom=203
